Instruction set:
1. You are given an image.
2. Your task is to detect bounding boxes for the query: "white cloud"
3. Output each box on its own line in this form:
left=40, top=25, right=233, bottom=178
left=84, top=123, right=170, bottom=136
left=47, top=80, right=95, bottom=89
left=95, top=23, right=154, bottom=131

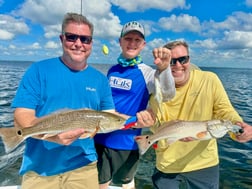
left=220, top=12, right=252, bottom=31
left=220, top=31, right=252, bottom=49
left=0, top=29, right=14, bottom=40
left=148, top=38, right=167, bottom=49
left=14, top=0, right=78, bottom=25
left=0, top=14, right=29, bottom=40
left=14, top=0, right=122, bottom=39
left=158, top=14, right=201, bottom=33
left=110, top=0, right=188, bottom=12
left=198, top=12, right=252, bottom=51
left=44, top=25, right=61, bottom=38
left=45, top=41, right=60, bottom=49
left=202, top=12, right=252, bottom=37
left=9, top=44, right=16, bottom=49
left=29, top=42, right=41, bottom=49
left=192, top=30, right=252, bottom=51
left=193, top=39, right=218, bottom=49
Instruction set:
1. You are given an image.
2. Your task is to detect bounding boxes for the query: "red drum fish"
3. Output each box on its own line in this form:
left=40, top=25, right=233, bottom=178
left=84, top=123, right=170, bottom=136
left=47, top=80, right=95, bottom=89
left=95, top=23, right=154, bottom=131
left=0, top=109, right=127, bottom=153
left=135, top=120, right=243, bottom=155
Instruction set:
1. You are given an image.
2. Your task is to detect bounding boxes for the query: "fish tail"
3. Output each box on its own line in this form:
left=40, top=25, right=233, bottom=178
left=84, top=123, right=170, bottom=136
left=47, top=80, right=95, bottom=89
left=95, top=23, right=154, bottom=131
left=0, top=127, right=24, bottom=153
left=135, top=135, right=153, bottom=155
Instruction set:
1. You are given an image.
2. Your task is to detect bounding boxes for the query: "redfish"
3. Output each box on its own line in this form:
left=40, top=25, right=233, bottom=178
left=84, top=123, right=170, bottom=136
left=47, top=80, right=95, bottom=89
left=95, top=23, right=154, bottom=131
left=0, top=109, right=127, bottom=153
left=135, top=120, right=243, bottom=155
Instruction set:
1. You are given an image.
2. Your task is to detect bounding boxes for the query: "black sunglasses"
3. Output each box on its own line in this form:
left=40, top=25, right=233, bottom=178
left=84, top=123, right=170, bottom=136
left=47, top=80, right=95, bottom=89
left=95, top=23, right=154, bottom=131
left=63, top=32, right=92, bottom=44
left=170, top=56, right=190, bottom=65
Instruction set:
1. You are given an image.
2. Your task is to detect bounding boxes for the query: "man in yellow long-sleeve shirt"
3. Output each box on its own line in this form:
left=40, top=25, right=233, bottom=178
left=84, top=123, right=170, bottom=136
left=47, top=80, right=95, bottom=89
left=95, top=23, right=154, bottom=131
left=147, top=40, right=252, bottom=189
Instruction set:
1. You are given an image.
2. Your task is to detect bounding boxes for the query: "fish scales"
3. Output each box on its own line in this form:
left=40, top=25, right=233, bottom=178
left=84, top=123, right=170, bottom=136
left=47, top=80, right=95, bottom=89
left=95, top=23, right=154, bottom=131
left=135, top=120, right=243, bottom=155
left=0, top=109, right=126, bottom=153
left=148, top=121, right=210, bottom=145
left=21, top=110, right=109, bottom=136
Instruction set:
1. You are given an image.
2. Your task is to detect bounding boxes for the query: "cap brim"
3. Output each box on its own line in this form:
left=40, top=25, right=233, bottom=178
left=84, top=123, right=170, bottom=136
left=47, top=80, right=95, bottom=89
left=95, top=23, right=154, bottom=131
left=121, top=30, right=145, bottom=39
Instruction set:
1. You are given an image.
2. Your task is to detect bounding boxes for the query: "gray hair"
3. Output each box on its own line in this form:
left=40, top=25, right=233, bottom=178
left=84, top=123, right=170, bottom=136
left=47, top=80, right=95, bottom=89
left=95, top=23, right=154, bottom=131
left=61, top=12, right=94, bottom=35
left=163, top=40, right=189, bottom=54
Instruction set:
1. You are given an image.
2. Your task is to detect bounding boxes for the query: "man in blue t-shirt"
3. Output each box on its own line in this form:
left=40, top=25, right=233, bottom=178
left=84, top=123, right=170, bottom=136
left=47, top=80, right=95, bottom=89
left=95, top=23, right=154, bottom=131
left=94, top=21, right=175, bottom=189
left=12, top=13, right=116, bottom=189
left=12, top=13, right=159, bottom=189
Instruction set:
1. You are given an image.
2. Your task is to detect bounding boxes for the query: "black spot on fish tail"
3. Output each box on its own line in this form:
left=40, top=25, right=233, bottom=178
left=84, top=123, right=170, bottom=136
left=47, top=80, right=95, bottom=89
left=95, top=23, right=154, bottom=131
left=17, top=130, right=22, bottom=135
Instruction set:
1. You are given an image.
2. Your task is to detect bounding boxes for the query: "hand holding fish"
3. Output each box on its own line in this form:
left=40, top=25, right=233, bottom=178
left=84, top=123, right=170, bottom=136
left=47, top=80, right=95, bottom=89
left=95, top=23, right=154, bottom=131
left=152, top=47, right=171, bottom=72
left=233, top=122, right=252, bottom=143
left=134, top=109, right=156, bottom=128
left=43, top=128, right=86, bottom=145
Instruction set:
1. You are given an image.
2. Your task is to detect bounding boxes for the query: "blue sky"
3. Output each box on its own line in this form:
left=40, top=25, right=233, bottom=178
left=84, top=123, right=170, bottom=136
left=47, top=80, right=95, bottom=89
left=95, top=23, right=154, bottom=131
left=0, top=0, right=252, bottom=68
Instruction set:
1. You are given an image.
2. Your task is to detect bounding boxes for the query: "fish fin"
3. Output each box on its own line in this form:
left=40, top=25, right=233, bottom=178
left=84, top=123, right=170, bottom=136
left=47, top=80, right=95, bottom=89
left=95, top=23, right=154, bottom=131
left=40, top=133, right=58, bottom=139
left=89, top=126, right=100, bottom=138
left=135, top=135, right=153, bottom=155
left=79, top=132, right=92, bottom=139
left=196, top=131, right=208, bottom=139
left=0, top=127, right=24, bottom=153
left=228, top=131, right=237, bottom=141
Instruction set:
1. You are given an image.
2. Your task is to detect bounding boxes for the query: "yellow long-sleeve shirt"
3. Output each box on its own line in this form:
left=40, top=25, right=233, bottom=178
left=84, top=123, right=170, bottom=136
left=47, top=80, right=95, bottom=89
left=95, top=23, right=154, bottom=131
left=149, top=69, right=242, bottom=173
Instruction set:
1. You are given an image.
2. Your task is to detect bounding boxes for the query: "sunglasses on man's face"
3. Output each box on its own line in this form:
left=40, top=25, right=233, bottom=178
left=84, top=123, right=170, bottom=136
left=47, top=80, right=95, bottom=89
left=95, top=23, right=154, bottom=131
left=63, top=32, right=92, bottom=44
left=170, top=55, right=190, bottom=65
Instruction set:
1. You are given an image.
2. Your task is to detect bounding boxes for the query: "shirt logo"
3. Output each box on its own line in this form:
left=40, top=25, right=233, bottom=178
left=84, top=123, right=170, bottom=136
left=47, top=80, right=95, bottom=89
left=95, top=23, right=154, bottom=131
left=86, top=87, right=96, bottom=92
left=109, top=76, right=132, bottom=90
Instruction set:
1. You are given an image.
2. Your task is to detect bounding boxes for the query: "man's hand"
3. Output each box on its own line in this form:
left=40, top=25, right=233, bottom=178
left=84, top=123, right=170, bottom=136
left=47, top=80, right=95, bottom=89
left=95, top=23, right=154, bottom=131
left=152, top=47, right=171, bottom=72
left=134, top=109, right=156, bottom=128
left=234, top=122, right=252, bottom=143
left=43, top=128, right=86, bottom=145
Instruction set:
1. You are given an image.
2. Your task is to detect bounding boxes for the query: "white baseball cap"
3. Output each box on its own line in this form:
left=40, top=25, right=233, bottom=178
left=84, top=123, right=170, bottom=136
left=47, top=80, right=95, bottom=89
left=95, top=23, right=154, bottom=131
left=120, top=21, right=145, bottom=39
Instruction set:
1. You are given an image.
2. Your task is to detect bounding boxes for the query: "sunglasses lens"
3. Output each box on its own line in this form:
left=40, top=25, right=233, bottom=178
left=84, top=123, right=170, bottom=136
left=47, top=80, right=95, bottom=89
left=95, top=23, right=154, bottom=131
left=64, top=33, right=92, bottom=44
left=65, top=33, right=78, bottom=42
left=178, top=56, right=189, bottom=64
left=170, top=56, right=189, bottom=65
left=80, top=36, right=92, bottom=44
left=170, top=59, right=177, bottom=65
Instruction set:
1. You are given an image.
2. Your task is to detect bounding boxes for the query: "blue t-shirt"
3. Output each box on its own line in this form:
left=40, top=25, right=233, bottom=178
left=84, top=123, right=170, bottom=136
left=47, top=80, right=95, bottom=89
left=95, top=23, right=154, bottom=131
left=94, top=63, right=156, bottom=150
left=11, top=57, right=115, bottom=176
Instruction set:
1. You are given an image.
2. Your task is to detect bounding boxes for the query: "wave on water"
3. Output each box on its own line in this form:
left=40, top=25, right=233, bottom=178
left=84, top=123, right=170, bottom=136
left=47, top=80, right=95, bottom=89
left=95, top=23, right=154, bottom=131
left=0, top=145, right=24, bottom=171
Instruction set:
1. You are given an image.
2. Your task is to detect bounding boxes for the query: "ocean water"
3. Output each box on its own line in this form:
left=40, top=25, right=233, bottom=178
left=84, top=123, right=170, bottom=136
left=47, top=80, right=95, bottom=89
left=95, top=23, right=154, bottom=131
left=0, top=61, right=252, bottom=188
